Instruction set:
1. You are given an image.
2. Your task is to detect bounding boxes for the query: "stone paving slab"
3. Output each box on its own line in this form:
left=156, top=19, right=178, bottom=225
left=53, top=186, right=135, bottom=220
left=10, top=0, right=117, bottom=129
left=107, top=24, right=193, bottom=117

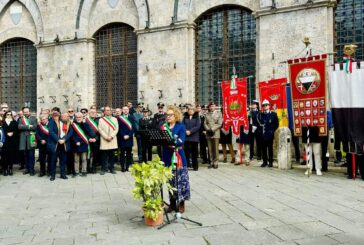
left=0, top=160, right=364, bottom=244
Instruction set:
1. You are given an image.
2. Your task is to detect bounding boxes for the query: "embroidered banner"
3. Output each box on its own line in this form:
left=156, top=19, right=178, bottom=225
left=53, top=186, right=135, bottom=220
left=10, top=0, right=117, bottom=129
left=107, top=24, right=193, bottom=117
left=258, top=78, right=288, bottom=127
left=221, top=77, right=248, bottom=135
left=288, top=54, right=327, bottom=136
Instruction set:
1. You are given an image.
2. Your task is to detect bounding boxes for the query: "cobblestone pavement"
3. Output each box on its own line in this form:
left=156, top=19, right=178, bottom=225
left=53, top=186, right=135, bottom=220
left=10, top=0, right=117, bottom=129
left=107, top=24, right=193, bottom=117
left=0, top=160, right=364, bottom=245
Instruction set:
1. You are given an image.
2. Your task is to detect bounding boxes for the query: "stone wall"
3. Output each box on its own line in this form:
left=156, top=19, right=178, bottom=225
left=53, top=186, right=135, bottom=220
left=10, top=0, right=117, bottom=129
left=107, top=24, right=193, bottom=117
left=0, top=0, right=338, bottom=113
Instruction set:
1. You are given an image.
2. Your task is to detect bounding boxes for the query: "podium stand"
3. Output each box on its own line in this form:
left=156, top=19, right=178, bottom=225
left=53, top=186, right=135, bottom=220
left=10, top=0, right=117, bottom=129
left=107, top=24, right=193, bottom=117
left=139, top=129, right=175, bottom=146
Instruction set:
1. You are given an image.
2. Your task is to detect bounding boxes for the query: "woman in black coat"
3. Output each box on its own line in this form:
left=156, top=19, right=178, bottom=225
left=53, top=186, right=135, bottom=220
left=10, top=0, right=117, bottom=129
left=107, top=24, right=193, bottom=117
left=2, top=111, right=19, bottom=176
left=183, top=107, right=201, bottom=171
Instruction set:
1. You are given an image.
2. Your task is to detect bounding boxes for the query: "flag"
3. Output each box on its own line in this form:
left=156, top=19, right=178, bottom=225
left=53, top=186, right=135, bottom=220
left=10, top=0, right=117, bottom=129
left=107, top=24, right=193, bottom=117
left=329, top=61, right=364, bottom=151
left=288, top=54, right=327, bottom=136
left=221, top=77, right=249, bottom=135
left=258, top=78, right=288, bottom=127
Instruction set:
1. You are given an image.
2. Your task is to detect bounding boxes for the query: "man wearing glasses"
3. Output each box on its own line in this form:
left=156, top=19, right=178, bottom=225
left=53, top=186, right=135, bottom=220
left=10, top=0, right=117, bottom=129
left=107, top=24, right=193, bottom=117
left=257, top=99, right=279, bottom=168
left=66, top=107, right=75, bottom=175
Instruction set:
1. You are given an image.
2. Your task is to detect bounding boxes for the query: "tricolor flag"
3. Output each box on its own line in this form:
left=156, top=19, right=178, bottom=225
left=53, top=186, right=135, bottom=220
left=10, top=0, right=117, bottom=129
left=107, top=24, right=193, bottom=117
left=329, top=61, right=364, bottom=149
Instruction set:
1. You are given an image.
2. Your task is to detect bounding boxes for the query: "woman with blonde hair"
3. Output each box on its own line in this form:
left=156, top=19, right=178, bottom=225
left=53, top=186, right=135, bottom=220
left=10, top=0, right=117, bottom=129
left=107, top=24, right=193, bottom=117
left=162, top=105, right=190, bottom=213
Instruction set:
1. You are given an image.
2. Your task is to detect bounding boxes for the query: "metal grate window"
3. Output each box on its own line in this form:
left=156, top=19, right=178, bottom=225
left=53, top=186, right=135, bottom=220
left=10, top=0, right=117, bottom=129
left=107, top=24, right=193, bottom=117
left=195, top=6, right=256, bottom=106
left=334, top=0, right=364, bottom=61
left=94, top=23, right=138, bottom=108
left=0, top=38, right=37, bottom=111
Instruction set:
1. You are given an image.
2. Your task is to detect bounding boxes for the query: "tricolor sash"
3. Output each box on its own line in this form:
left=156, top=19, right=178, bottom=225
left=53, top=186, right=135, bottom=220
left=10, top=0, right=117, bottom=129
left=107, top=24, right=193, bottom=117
left=72, top=123, right=89, bottom=144
left=162, top=123, right=182, bottom=169
left=72, top=123, right=90, bottom=158
left=22, top=116, right=30, bottom=126
left=86, top=117, right=98, bottom=133
left=119, top=115, right=132, bottom=130
left=343, top=55, right=353, bottom=74
left=102, top=117, right=116, bottom=131
left=38, top=123, right=49, bottom=135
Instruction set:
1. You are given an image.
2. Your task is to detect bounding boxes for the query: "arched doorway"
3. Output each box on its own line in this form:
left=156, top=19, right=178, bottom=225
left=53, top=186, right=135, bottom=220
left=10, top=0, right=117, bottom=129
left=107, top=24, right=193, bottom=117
left=0, top=38, right=37, bottom=112
left=195, top=6, right=256, bottom=105
left=334, top=0, right=364, bottom=61
left=94, top=23, right=138, bottom=108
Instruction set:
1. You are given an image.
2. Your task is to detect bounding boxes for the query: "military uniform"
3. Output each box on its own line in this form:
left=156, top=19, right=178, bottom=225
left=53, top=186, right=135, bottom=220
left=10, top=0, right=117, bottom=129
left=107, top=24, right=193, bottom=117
left=139, top=112, right=154, bottom=163
left=257, top=110, right=279, bottom=167
left=204, top=104, right=223, bottom=168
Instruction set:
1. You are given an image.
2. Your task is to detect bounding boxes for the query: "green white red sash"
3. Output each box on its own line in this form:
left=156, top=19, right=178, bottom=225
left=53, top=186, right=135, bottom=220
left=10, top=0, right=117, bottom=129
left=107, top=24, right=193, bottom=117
left=72, top=123, right=89, bottom=144
left=119, top=115, right=132, bottom=130
left=38, top=123, right=49, bottom=135
left=86, top=117, right=98, bottom=132
left=343, top=55, right=353, bottom=74
left=22, top=116, right=30, bottom=126
left=72, top=122, right=91, bottom=158
left=102, top=117, right=116, bottom=131
left=161, top=123, right=182, bottom=169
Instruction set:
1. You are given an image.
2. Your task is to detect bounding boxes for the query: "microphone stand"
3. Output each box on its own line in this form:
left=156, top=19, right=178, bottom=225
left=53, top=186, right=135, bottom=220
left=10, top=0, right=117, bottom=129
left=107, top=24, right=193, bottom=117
left=158, top=135, right=202, bottom=229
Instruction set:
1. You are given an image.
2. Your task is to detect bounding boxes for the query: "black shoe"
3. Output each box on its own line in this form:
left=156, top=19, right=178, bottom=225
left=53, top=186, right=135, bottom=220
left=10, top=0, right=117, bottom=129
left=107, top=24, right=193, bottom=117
left=110, top=170, right=116, bottom=174
left=121, top=169, right=126, bottom=172
left=72, top=173, right=78, bottom=178
left=268, top=163, right=273, bottom=167
left=8, top=169, right=13, bottom=176
left=39, top=172, right=45, bottom=177
left=208, top=165, right=213, bottom=169
left=30, top=172, right=35, bottom=176
left=50, top=176, right=55, bottom=181
left=340, top=163, right=347, bottom=167
left=260, top=163, right=267, bottom=167
left=19, top=166, right=24, bottom=170
left=60, top=175, right=68, bottom=180
left=300, top=161, right=306, bottom=165
left=3, top=170, right=8, bottom=176
left=23, top=171, right=30, bottom=175
left=81, top=172, right=87, bottom=177
left=257, top=157, right=262, bottom=161
left=100, top=171, right=105, bottom=175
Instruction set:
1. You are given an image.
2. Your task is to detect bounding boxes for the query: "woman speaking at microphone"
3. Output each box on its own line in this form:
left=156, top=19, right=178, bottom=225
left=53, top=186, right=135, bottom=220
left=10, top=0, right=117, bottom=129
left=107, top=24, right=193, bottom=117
left=162, top=105, right=191, bottom=213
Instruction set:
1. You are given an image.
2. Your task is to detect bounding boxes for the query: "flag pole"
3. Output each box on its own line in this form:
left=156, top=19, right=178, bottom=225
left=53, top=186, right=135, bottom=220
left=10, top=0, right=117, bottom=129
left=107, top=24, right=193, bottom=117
left=303, top=37, right=312, bottom=177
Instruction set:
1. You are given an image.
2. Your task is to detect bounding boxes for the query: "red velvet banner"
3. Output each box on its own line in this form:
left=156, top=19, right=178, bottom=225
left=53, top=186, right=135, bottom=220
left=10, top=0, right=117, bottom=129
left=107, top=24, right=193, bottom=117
left=221, top=77, right=248, bottom=135
left=258, top=78, right=288, bottom=127
left=258, top=78, right=287, bottom=110
left=288, top=54, right=327, bottom=136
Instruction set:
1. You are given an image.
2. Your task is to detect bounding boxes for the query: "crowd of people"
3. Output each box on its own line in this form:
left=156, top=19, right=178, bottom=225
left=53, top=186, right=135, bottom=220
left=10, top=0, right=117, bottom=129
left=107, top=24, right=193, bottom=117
left=0, top=98, right=352, bottom=183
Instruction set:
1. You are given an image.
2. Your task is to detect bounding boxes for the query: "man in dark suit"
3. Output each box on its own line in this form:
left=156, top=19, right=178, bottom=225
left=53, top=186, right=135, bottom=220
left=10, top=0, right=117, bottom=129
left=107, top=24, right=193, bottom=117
left=35, top=114, right=51, bottom=177
left=85, top=108, right=100, bottom=173
left=117, top=106, right=135, bottom=172
left=48, top=112, right=73, bottom=181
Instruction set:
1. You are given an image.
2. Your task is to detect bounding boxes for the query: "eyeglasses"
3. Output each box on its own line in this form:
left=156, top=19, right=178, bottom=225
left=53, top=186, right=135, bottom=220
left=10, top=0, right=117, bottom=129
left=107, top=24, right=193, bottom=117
left=166, top=113, right=174, bottom=117
left=68, top=110, right=74, bottom=113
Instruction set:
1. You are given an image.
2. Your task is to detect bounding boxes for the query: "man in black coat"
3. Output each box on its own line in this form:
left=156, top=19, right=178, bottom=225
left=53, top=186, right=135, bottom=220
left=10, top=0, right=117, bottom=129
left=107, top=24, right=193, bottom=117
left=258, top=100, right=279, bottom=167
left=139, top=108, right=154, bottom=163
left=153, top=102, right=166, bottom=158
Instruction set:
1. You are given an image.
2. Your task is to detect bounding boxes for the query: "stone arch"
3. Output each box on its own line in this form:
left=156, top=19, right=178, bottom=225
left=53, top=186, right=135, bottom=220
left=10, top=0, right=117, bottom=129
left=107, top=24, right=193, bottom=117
left=77, top=0, right=149, bottom=38
left=177, top=0, right=258, bottom=22
left=0, top=0, right=44, bottom=39
left=0, top=27, right=37, bottom=44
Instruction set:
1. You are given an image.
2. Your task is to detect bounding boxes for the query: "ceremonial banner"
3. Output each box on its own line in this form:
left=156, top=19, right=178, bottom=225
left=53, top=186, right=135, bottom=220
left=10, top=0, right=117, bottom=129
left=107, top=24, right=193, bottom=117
left=221, top=77, right=248, bottom=135
left=329, top=61, right=364, bottom=149
left=288, top=54, right=327, bottom=136
left=258, top=78, right=288, bottom=127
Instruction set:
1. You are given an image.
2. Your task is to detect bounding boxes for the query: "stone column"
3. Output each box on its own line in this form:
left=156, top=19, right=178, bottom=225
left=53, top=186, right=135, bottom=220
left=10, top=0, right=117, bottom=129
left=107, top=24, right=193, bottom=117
left=277, top=127, right=292, bottom=169
left=136, top=22, right=195, bottom=112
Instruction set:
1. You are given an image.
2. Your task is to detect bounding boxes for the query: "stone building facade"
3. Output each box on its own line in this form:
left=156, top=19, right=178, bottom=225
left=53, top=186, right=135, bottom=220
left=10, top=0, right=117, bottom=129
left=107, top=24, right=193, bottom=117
left=0, top=0, right=360, bottom=113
